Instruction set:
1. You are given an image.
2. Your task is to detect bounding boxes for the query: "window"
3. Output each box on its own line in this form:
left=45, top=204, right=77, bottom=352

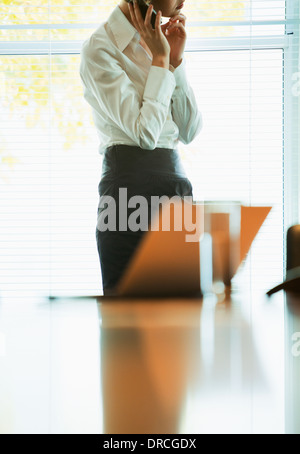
left=0, top=1, right=299, bottom=299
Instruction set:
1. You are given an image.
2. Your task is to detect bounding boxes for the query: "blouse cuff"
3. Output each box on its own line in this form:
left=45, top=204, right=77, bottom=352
left=144, top=65, right=176, bottom=107
left=173, top=58, right=190, bottom=91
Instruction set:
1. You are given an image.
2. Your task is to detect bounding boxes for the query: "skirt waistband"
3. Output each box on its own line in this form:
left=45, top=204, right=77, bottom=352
left=101, top=145, right=187, bottom=179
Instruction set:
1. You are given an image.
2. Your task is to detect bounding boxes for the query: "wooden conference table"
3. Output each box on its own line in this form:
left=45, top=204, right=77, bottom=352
left=0, top=285, right=299, bottom=434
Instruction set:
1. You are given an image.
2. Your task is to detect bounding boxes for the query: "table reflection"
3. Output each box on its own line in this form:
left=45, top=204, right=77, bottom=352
left=97, top=296, right=264, bottom=434
left=0, top=292, right=288, bottom=433
left=285, top=292, right=300, bottom=434
left=98, top=300, right=201, bottom=434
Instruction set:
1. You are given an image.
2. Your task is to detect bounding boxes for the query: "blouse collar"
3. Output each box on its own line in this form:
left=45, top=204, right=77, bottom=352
left=108, top=6, right=138, bottom=52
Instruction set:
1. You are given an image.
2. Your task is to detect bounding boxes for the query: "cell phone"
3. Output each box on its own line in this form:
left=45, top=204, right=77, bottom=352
left=128, top=0, right=157, bottom=29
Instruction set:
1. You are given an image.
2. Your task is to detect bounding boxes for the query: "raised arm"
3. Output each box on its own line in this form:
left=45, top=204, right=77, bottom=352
left=171, top=60, right=203, bottom=144
left=80, top=42, right=176, bottom=150
left=80, top=4, right=178, bottom=150
left=162, top=12, right=203, bottom=143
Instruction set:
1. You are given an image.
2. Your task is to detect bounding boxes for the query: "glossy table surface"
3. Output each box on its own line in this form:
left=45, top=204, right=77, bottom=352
left=0, top=286, right=299, bottom=434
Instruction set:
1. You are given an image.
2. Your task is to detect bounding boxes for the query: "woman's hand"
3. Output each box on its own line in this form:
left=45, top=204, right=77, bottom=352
left=161, top=14, right=187, bottom=68
left=128, top=1, right=170, bottom=69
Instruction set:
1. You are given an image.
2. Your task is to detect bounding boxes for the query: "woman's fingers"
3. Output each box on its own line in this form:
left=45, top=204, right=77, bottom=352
left=133, top=0, right=146, bottom=30
left=129, top=1, right=156, bottom=34
left=144, top=3, right=154, bottom=29
left=166, top=21, right=186, bottom=35
left=134, top=0, right=156, bottom=33
left=169, top=14, right=186, bottom=26
left=154, top=10, right=163, bottom=33
left=164, top=14, right=187, bottom=36
left=128, top=2, right=139, bottom=30
left=128, top=1, right=170, bottom=62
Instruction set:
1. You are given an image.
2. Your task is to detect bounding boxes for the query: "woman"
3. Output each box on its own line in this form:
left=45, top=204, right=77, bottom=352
left=80, top=0, right=202, bottom=295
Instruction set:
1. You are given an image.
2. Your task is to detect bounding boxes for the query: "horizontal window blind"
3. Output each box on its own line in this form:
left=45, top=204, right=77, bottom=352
left=0, top=0, right=299, bottom=300
left=182, top=49, right=285, bottom=294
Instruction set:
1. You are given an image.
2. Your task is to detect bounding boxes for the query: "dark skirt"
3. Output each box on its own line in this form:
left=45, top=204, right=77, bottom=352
left=96, top=145, right=193, bottom=293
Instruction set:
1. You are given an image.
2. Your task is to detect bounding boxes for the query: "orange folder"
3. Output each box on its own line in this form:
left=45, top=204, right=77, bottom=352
left=117, top=202, right=203, bottom=297
left=117, top=201, right=271, bottom=297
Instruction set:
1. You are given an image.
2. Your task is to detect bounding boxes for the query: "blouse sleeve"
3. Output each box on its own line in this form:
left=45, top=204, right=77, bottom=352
left=79, top=38, right=176, bottom=150
left=171, top=58, right=203, bottom=144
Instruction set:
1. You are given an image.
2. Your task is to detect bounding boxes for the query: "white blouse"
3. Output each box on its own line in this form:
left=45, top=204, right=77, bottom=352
left=79, top=5, right=202, bottom=154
